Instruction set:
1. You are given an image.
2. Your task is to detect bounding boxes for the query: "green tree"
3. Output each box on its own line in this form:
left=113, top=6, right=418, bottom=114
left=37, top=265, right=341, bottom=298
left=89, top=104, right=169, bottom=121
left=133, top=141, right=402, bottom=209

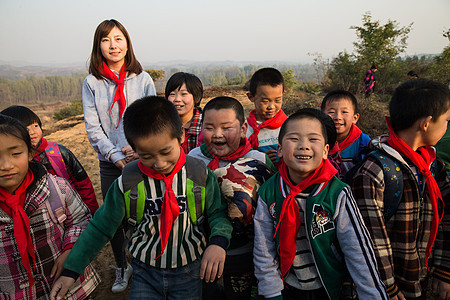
left=325, top=12, right=413, bottom=94
left=351, top=12, right=412, bottom=67
left=282, top=69, right=296, bottom=90
left=145, top=69, right=165, bottom=82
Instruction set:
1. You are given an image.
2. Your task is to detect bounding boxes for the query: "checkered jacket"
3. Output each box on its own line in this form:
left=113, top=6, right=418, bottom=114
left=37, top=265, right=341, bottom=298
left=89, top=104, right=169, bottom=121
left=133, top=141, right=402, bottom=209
left=351, top=137, right=450, bottom=298
left=183, top=107, right=203, bottom=154
left=0, top=163, right=99, bottom=299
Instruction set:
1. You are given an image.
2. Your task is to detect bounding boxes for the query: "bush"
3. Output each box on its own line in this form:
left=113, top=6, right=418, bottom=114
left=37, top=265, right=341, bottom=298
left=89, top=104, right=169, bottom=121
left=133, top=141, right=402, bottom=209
left=53, top=99, right=83, bottom=120
left=296, top=81, right=322, bottom=95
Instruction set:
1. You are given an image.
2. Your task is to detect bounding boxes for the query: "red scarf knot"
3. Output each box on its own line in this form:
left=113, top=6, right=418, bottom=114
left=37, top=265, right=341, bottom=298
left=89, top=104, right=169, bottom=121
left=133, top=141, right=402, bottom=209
left=203, top=138, right=252, bottom=170
left=275, top=159, right=337, bottom=277
left=100, top=61, right=127, bottom=128
left=137, top=148, right=186, bottom=258
left=246, top=109, right=287, bottom=149
left=385, top=116, right=444, bottom=269
left=339, top=124, right=362, bottom=151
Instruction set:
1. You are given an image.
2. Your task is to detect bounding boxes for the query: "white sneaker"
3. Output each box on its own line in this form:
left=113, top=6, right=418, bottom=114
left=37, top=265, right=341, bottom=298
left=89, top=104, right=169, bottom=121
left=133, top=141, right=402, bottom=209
left=110, top=264, right=133, bottom=293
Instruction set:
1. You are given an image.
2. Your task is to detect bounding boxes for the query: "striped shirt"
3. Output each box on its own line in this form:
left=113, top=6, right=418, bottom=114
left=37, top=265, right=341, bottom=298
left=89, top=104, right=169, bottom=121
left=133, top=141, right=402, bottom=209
left=285, top=192, right=323, bottom=290
left=123, top=166, right=207, bottom=268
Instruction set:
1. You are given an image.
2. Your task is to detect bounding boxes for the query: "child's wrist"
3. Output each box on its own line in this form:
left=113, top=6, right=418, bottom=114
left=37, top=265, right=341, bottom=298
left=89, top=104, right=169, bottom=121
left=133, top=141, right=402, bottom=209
left=208, top=236, right=228, bottom=250
left=60, top=268, right=80, bottom=280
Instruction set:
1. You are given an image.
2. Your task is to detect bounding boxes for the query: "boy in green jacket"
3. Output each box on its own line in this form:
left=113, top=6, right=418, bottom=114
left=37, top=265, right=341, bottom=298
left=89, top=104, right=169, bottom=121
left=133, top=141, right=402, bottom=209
left=253, top=108, right=388, bottom=300
left=50, top=96, right=232, bottom=300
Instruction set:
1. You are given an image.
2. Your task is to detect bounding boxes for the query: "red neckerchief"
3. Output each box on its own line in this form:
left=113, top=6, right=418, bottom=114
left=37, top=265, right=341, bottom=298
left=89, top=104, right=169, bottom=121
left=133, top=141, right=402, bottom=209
left=33, top=138, right=48, bottom=163
left=200, top=138, right=252, bottom=170
left=339, top=124, right=362, bottom=151
left=100, top=61, right=127, bottom=128
left=246, top=109, right=287, bottom=149
left=275, top=159, right=337, bottom=277
left=0, top=169, right=36, bottom=291
left=138, top=149, right=186, bottom=259
left=385, top=116, right=444, bottom=268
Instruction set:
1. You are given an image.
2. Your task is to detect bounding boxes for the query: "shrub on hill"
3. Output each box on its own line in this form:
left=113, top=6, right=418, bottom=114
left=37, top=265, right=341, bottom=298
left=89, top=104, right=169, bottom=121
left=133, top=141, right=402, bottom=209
left=54, top=99, right=83, bottom=120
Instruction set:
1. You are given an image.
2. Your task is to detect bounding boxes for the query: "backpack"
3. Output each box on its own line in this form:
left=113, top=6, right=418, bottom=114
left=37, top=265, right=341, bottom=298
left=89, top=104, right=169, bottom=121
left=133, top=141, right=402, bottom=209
left=344, top=147, right=439, bottom=221
left=121, top=156, right=208, bottom=245
left=45, top=142, right=71, bottom=181
left=343, top=148, right=404, bottom=222
left=45, top=174, right=67, bottom=227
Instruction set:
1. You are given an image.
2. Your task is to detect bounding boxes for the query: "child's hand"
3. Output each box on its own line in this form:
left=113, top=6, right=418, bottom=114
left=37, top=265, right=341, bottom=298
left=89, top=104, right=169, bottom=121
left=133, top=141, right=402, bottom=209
left=432, top=278, right=450, bottom=300
left=200, top=244, right=226, bottom=283
left=51, top=249, right=71, bottom=282
left=122, top=145, right=139, bottom=162
left=391, top=291, right=406, bottom=300
left=265, top=149, right=278, bottom=163
left=50, top=276, right=75, bottom=300
left=114, top=159, right=127, bottom=170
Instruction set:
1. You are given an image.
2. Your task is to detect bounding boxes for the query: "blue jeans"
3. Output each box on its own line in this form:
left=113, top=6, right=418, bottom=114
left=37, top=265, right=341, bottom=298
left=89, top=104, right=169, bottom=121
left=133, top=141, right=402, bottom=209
left=129, top=258, right=202, bottom=300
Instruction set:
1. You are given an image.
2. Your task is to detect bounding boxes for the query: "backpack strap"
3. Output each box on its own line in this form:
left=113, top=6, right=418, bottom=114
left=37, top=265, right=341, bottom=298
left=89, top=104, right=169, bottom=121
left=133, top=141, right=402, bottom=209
left=367, top=150, right=404, bottom=221
left=45, top=174, right=67, bottom=227
left=185, top=156, right=208, bottom=225
left=122, top=160, right=146, bottom=226
left=45, top=142, right=70, bottom=180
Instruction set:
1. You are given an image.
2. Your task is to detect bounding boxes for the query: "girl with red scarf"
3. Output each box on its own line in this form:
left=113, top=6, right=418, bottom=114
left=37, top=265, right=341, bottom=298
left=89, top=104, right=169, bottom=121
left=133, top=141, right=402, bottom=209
left=254, top=109, right=388, bottom=300
left=1, top=105, right=98, bottom=215
left=165, top=72, right=205, bottom=154
left=82, top=19, right=156, bottom=293
left=0, top=114, right=98, bottom=299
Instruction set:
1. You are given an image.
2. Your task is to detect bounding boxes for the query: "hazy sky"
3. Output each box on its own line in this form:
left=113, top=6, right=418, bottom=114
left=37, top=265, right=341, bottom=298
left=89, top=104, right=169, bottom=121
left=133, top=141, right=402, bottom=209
left=0, top=0, right=448, bottom=66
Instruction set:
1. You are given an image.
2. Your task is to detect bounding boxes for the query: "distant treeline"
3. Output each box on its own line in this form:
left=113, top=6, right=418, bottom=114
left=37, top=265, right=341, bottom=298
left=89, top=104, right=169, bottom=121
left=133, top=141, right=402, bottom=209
left=0, top=64, right=320, bottom=108
left=0, top=74, right=86, bottom=109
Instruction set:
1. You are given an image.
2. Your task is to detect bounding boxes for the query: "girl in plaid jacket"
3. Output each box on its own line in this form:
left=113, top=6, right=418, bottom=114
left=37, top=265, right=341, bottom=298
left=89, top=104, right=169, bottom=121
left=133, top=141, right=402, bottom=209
left=0, top=115, right=99, bottom=299
left=166, top=72, right=204, bottom=154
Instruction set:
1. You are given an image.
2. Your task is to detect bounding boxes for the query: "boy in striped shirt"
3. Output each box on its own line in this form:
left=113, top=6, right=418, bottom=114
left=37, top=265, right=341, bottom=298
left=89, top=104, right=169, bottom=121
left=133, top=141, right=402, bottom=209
left=50, top=96, right=232, bottom=300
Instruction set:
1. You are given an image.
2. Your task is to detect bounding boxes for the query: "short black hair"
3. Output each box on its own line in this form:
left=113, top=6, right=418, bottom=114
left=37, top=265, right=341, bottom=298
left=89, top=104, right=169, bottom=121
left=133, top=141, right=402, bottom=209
left=279, top=108, right=336, bottom=147
left=0, top=105, right=42, bottom=128
left=123, top=96, right=183, bottom=150
left=249, top=67, right=284, bottom=96
left=165, top=72, right=204, bottom=106
left=389, top=79, right=450, bottom=133
left=0, top=114, right=33, bottom=154
left=321, top=90, right=359, bottom=114
left=202, top=96, right=245, bottom=125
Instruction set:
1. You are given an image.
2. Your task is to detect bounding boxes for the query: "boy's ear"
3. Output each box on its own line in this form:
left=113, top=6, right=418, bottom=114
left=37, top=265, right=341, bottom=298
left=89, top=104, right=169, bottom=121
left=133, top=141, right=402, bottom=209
left=28, top=151, right=33, bottom=162
left=246, top=92, right=255, bottom=103
left=240, top=122, right=248, bottom=138
left=420, top=116, right=433, bottom=132
left=277, top=143, right=283, bottom=158
left=322, top=143, right=329, bottom=159
left=352, top=113, right=360, bottom=124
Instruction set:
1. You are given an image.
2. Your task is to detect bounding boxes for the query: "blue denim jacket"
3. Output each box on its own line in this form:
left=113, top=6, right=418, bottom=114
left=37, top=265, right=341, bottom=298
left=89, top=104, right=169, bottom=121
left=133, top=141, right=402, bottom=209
left=82, top=71, right=156, bottom=163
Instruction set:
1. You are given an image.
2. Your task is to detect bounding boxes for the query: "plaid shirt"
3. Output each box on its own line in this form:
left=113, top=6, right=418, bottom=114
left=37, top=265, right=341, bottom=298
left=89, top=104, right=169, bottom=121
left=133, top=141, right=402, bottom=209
left=351, top=139, right=450, bottom=298
left=183, top=107, right=203, bottom=154
left=0, top=163, right=99, bottom=299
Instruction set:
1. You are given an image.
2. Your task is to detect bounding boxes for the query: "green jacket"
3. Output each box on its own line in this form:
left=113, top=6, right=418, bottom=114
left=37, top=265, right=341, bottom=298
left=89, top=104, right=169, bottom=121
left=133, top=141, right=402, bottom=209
left=254, top=173, right=388, bottom=300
